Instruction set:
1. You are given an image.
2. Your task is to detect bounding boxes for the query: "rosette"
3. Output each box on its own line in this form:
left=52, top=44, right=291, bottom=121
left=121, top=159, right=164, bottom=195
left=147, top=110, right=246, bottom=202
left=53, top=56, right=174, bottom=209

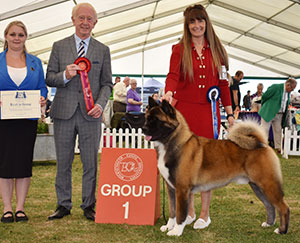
left=74, top=57, right=94, bottom=112
left=207, top=86, right=220, bottom=139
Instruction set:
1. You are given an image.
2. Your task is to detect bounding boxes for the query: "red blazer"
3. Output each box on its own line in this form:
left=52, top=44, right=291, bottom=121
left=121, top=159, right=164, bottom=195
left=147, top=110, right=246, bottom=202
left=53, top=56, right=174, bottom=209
left=165, top=41, right=231, bottom=106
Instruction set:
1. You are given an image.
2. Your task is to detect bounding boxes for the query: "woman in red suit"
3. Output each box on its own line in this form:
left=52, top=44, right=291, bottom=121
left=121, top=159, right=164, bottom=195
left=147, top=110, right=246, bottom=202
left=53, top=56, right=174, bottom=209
left=163, top=4, right=235, bottom=229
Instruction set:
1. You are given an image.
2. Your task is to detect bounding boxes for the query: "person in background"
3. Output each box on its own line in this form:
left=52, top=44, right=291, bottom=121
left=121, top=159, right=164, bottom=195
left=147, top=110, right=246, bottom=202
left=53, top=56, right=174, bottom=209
left=0, top=21, right=48, bottom=223
left=110, top=76, right=121, bottom=102
left=250, top=83, right=264, bottom=112
left=127, top=79, right=142, bottom=112
left=163, top=4, right=234, bottom=230
left=114, top=76, right=121, bottom=85
left=45, top=99, right=52, bottom=118
left=158, top=87, right=165, bottom=99
left=103, top=76, right=120, bottom=127
left=113, top=76, right=129, bottom=113
left=250, top=83, right=264, bottom=101
left=242, top=90, right=251, bottom=111
left=229, top=70, right=244, bottom=115
left=46, top=3, right=112, bottom=221
left=259, top=78, right=297, bottom=153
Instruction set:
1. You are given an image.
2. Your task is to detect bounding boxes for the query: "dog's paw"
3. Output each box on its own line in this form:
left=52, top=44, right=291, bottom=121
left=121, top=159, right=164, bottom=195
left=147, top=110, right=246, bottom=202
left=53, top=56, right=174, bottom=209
left=160, top=225, right=168, bottom=232
left=167, top=224, right=184, bottom=236
left=160, top=218, right=175, bottom=232
left=261, top=222, right=272, bottom=227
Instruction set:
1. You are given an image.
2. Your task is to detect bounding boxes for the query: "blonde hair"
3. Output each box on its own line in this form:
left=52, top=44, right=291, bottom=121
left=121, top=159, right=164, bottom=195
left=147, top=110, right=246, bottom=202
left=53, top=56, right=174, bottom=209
left=257, top=83, right=264, bottom=89
left=3, top=21, right=28, bottom=52
left=180, top=4, right=228, bottom=80
left=72, top=3, right=97, bottom=20
left=129, top=79, right=137, bottom=85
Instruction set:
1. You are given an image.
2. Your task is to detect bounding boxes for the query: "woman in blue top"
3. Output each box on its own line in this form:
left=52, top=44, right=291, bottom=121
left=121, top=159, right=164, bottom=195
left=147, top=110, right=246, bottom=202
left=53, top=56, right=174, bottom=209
left=0, top=21, right=48, bottom=223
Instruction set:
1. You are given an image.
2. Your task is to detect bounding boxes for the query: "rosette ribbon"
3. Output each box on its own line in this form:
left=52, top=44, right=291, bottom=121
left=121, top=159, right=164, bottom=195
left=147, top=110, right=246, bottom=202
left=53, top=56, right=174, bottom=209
left=207, top=86, right=220, bottom=139
left=74, top=57, right=94, bottom=112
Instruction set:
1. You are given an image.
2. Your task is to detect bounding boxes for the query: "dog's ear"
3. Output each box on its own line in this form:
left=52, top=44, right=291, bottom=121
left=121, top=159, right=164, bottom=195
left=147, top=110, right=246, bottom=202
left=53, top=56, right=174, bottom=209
left=161, top=99, right=176, bottom=118
left=148, top=96, right=159, bottom=109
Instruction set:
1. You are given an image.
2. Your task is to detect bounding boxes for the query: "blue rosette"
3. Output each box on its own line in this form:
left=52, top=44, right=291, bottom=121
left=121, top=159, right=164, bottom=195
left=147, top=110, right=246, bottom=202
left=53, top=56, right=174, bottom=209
left=207, top=86, right=220, bottom=139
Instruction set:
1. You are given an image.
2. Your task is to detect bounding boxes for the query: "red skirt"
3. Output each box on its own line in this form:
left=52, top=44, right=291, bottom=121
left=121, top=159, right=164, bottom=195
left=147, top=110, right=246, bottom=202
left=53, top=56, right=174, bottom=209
left=175, top=100, right=220, bottom=139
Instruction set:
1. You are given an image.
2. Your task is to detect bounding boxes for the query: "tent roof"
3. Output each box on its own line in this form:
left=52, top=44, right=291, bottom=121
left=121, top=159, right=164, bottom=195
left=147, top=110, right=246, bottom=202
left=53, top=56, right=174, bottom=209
left=1, top=0, right=300, bottom=77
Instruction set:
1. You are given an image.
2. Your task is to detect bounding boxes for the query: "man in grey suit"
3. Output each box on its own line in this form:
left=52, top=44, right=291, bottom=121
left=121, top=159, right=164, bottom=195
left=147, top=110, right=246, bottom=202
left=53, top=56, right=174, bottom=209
left=46, top=3, right=113, bottom=221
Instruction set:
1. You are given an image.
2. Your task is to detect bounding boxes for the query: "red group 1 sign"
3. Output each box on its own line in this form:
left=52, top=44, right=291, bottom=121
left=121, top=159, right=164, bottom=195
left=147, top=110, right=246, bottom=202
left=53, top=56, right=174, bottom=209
left=95, top=148, right=160, bottom=225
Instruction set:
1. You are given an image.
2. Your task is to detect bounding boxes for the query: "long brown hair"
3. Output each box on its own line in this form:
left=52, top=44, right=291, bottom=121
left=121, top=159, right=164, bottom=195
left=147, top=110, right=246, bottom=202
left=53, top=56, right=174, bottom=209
left=3, top=21, right=28, bottom=52
left=180, top=4, right=228, bottom=80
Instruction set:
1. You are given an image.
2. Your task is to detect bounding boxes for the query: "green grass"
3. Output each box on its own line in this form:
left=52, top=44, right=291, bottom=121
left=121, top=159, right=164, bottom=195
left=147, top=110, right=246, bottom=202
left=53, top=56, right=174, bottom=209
left=0, top=154, right=299, bottom=243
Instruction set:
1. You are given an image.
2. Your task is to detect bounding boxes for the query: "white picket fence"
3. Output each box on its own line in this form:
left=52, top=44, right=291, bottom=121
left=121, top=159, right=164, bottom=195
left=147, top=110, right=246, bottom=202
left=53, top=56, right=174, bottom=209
left=282, top=127, right=300, bottom=159
left=74, top=127, right=154, bottom=153
left=74, top=122, right=300, bottom=159
left=75, top=122, right=227, bottom=153
left=99, top=127, right=155, bottom=151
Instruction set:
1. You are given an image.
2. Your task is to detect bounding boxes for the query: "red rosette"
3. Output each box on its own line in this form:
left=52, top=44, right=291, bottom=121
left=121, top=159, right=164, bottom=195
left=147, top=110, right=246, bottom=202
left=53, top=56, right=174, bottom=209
left=74, top=57, right=91, bottom=73
left=74, top=57, right=94, bottom=112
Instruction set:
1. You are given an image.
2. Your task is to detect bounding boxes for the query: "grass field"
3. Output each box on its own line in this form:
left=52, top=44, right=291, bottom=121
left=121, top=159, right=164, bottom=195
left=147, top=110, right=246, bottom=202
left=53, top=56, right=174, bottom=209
left=0, top=153, right=299, bottom=243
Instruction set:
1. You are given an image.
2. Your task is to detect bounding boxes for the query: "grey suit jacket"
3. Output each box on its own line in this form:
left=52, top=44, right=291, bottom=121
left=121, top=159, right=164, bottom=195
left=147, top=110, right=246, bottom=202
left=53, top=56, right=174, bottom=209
left=46, top=35, right=113, bottom=121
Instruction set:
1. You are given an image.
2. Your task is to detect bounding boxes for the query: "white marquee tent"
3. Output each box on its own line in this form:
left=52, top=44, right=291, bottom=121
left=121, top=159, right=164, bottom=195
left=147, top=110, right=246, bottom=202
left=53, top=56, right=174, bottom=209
left=0, top=0, right=300, bottom=94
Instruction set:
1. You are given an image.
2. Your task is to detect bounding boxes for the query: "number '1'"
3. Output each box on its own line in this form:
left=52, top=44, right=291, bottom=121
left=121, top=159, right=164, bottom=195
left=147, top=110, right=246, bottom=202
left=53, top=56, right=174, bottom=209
left=122, top=201, right=129, bottom=219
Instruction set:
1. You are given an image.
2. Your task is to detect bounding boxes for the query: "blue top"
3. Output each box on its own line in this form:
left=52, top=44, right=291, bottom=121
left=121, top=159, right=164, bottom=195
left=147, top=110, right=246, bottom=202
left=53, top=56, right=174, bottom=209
left=127, top=88, right=141, bottom=112
left=0, top=49, right=48, bottom=119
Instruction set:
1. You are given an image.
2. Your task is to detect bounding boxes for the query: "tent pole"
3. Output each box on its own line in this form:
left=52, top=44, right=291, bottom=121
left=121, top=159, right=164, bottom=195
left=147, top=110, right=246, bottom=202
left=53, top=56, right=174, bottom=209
left=141, top=49, right=145, bottom=111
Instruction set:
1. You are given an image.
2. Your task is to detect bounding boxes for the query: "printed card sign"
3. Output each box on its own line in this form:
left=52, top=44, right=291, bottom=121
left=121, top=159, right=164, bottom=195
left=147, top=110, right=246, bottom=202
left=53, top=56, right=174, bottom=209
left=95, top=148, right=160, bottom=225
left=0, top=90, right=41, bottom=119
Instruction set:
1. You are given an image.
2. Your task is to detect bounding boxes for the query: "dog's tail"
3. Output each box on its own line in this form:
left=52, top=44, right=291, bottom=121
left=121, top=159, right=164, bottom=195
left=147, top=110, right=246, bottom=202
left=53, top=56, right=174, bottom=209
left=227, top=121, right=268, bottom=150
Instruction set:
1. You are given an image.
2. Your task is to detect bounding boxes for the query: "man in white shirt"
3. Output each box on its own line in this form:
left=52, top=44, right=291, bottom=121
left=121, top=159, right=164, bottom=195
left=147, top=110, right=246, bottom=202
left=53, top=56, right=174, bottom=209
left=113, top=76, right=130, bottom=112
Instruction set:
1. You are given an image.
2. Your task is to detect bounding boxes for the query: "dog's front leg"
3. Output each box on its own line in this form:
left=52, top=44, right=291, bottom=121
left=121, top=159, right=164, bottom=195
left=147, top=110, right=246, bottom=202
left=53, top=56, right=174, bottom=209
left=160, top=183, right=176, bottom=232
left=167, top=187, right=190, bottom=236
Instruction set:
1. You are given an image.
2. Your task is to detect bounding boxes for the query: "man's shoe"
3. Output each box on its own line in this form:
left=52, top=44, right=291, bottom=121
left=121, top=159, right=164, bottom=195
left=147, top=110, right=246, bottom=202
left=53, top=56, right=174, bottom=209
left=83, top=206, right=95, bottom=221
left=48, top=206, right=70, bottom=220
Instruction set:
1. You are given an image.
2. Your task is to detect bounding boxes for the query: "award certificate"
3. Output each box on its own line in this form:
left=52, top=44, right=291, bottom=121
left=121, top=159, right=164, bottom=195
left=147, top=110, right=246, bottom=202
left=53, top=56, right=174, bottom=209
left=0, top=90, right=41, bottom=119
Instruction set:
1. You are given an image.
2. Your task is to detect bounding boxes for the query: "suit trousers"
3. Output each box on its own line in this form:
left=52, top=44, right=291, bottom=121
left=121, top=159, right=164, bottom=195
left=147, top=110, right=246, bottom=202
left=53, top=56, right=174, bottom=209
left=260, top=113, right=282, bottom=150
left=53, top=106, right=101, bottom=210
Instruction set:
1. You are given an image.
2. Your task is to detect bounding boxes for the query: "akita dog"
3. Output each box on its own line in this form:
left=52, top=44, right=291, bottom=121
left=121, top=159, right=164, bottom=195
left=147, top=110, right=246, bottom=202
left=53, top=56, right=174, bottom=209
left=142, top=97, right=290, bottom=236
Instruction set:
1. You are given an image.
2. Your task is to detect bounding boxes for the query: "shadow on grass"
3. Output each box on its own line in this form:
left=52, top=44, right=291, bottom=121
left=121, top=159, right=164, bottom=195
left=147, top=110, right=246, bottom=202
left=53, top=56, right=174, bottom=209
left=33, top=160, right=56, bottom=167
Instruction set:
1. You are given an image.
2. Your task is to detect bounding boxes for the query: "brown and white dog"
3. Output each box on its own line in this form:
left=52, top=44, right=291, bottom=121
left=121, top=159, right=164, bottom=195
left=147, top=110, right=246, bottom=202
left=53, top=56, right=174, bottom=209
left=142, top=97, right=290, bottom=236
